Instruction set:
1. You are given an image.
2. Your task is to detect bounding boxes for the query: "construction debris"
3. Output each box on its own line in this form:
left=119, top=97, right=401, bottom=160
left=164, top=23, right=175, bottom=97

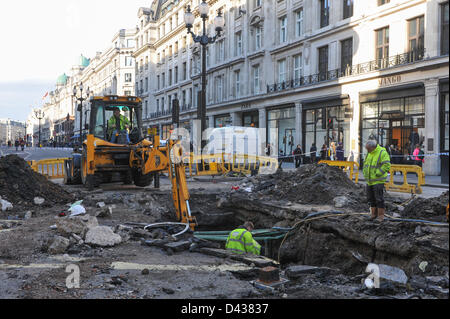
left=238, top=164, right=366, bottom=209
left=0, top=155, right=72, bottom=208
left=84, top=226, right=122, bottom=247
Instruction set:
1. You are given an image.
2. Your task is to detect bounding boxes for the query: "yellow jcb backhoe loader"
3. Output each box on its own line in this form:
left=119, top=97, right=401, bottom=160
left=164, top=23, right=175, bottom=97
left=63, top=95, right=196, bottom=229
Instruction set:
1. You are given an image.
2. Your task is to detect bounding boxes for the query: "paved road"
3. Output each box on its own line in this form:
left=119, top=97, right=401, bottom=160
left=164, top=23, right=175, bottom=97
left=0, top=146, right=73, bottom=161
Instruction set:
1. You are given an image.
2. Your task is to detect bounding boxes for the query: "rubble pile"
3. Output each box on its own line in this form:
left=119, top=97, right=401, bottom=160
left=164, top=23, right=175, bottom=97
left=0, top=155, right=72, bottom=207
left=400, top=191, right=449, bottom=222
left=240, top=164, right=365, bottom=209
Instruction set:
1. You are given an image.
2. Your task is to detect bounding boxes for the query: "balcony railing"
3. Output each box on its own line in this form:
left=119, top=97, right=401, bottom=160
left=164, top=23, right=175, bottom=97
left=267, top=49, right=425, bottom=94
left=148, top=104, right=194, bottom=120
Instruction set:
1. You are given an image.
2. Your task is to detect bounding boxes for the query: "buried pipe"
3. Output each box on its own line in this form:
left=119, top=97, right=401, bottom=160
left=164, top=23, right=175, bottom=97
left=143, top=222, right=191, bottom=238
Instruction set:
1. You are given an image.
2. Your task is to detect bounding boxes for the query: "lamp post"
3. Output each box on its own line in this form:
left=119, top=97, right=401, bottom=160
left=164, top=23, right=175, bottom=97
left=184, top=1, right=225, bottom=149
left=73, top=82, right=90, bottom=146
left=34, top=109, right=45, bottom=148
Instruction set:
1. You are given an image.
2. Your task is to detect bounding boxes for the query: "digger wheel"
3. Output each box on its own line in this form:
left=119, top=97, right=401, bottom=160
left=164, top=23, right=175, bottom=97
left=133, top=171, right=154, bottom=187
left=81, top=150, right=99, bottom=190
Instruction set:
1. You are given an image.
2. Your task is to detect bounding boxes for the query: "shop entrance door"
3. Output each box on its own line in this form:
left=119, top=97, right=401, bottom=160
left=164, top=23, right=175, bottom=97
left=283, top=128, right=295, bottom=157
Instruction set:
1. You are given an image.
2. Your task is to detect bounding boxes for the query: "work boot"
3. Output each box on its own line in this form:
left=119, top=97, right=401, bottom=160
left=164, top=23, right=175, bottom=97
left=377, top=208, right=385, bottom=222
left=370, top=207, right=377, bottom=220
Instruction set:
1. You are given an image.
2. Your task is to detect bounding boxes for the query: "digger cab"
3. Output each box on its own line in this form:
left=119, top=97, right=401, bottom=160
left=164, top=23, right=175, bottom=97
left=88, top=96, right=143, bottom=145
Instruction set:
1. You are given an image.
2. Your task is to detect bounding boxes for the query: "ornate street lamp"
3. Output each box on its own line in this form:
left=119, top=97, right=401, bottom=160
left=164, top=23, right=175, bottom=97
left=34, top=109, right=45, bottom=148
left=184, top=1, right=225, bottom=149
left=73, top=82, right=90, bottom=146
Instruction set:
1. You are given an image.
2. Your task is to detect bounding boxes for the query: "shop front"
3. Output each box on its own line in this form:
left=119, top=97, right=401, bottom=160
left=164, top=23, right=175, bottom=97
left=440, top=79, right=449, bottom=183
left=360, top=83, right=425, bottom=165
left=242, top=111, right=259, bottom=128
left=302, top=95, right=351, bottom=161
left=267, top=105, right=296, bottom=157
left=214, top=114, right=232, bottom=128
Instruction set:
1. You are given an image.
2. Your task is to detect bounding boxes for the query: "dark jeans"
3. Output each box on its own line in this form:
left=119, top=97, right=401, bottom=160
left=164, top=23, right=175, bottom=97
left=367, top=184, right=385, bottom=209
left=295, top=158, right=301, bottom=168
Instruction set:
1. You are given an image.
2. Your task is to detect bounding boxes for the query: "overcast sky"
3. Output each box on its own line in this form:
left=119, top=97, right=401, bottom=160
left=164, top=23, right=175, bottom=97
left=0, top=0, right=150, bottom=121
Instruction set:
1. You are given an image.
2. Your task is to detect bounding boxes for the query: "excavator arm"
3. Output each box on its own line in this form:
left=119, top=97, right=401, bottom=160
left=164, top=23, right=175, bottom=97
left=136, top=138, right=197, bottom=230
left=167, top=140, right=196, bottom=230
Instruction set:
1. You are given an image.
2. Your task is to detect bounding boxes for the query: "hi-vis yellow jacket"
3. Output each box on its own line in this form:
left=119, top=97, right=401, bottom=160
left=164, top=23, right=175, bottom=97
left=363, top=145, right=391, bottom=186
left=226, top=228, right=261, bottom=255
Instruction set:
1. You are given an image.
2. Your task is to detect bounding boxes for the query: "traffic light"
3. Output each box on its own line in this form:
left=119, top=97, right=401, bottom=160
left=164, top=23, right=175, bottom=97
left=328, top=118, right=334, bottom=130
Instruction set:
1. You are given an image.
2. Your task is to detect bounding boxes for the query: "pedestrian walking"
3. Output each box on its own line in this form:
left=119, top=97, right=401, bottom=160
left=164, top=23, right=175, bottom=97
left=320, top=144, right=327, bottom=161
left=293, top=145, right=303, bottom=168
left=310, top=143, right=317, bottom=163
left=413, top=144, right=425, bottom=167
left=336, top=142, right=344, bottom=161
left=14, top=140, right=19, bottom=151
left=363, top=140, right=391, bottom=222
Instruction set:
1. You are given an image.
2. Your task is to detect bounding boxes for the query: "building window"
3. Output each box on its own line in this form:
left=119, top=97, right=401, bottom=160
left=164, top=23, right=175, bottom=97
left=278, top=59, right=287, bottom=83
left=235, top=70, right=241, bottom=97
left=343, top=0, right=353, bottom=19
left=295, top=9, right=304, bottom=37
left=216, top=76, right=223, bottom=102
left=182, top=90, right=186, bottom=107
left=280, top=16, right=287, bottom=43
left=145, top=101, right=148, bottom=118
left=253, top=65, right=260, bottom=93
left=235, top=31, right=242, bottom=56
left=157, top=53, right=161, bottom=63
left=293, top=54, right=303, bottom=80
left=408, top=16, right=424, bottom=60
left=320, top=0, right=330, bottom=28
left=183, top=36, right=187, bottom=49
left=145, top=77, right=148, bottom=92
left=441, top=2, right=449, bottom=55
left=125, top=73, right=132, bottom=82
left=162, top=72, right=165, bottom=88
left=183, top=62, right=187, bottom=80
left=174, top=41, right=179, bottom=54
left=125, top=56, right=133, bottom=66
left=175, top=66, right=178, bottom=83
left=157, top=75, right=160, bottom=90
left=341, top=38, right=353, bottom=74
left=318, top=46, right=328, bottom=81
left=376, top=27, right=389, bottom=67
left=161, top=97, right=165, bottom=111
left=255, top=0, right=261, bottom=8
left=156, top=99, right=160, bottom=113
left=216, top=40, right=225, bottom=62
left=378, top=0, right=390, bottom=6
left=169, top=69, right=172, bottom=86
left=255, top=25, right=262, bottom=50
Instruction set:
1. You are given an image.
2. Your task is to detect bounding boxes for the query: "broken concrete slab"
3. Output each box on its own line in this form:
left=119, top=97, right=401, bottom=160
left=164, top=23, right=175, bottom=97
left=164, top=241, right=191, bottom=253
left=85, top=226, right=122, bottom=247
left=56, top=215, right=98, bottom=238
left=1, top=199, right=13, bottom=212
left=48, top=236, right=70, bottom=255
left=366, top=263, right=408, bottom=287
left=199, top=248, right=277, bottom=268
left=285, top=265, right=338, bottom=279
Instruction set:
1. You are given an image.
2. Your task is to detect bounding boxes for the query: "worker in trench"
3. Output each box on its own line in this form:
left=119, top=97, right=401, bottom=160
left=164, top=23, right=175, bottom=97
left=363, top=140, right=391, bottom=222
left=225, top=221, right=263, bottom=256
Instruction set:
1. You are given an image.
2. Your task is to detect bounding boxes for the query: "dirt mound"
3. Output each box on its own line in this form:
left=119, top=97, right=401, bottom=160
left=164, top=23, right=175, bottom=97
left=0, top=155, right=73, bottom=207
left=401, top=191, right=449, bottom=222
left=242, top=164, right=365, bottom=208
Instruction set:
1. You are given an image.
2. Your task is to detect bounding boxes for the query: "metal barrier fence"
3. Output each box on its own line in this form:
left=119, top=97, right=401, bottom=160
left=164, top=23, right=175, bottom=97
left=385, top=164, right=426, bottom=194
left=319, top=160, right=360, bottom=183
left=183, top=153, right=279, bottom=177
left=28, top=158, right=68, bottom=180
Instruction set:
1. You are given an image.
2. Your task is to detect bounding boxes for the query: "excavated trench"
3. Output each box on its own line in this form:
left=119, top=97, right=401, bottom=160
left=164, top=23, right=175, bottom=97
left=188, top=192, right=449, bottom=278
